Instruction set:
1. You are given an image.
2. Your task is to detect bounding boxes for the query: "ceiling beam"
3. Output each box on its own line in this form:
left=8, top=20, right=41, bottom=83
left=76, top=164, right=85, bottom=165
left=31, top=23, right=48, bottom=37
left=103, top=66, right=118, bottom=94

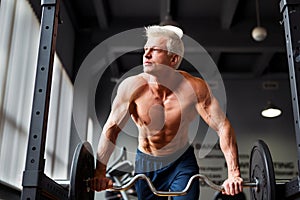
left=90, top=19, right=286, bottom=53
left=92, top=0, right=109, bottom=29
left=252, top=52, right=275, bottom=77
left=220, top=0, right=240, bottom=29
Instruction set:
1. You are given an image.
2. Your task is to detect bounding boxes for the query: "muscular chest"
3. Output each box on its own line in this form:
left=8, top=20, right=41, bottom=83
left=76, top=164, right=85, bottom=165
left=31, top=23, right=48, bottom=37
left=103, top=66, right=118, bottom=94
left=132, top=90, right=194, bottom=129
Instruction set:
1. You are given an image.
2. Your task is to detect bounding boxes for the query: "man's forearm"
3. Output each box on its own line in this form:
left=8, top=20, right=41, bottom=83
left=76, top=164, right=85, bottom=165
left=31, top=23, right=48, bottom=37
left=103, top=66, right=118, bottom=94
left=95, top=135, right=117, bottom=177
left=95, top=159, right=107, bottom=177
left=96, top=124, right=121, bottom=174
left=219, top=125, right=241, bottom=178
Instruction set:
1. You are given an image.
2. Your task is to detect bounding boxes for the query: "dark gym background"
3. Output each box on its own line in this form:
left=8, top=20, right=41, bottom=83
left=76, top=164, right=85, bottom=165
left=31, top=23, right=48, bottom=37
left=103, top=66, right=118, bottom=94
left=0, top=0, right=296, bottom=199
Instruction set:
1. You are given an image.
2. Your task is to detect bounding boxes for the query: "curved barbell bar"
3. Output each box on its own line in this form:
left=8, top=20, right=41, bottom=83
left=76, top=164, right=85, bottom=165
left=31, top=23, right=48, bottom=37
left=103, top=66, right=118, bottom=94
left=107, top=174, right=258, bottom=197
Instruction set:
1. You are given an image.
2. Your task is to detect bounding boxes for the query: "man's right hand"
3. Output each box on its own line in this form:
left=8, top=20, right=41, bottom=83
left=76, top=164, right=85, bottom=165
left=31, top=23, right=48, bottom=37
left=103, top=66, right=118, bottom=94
left=89, top=175, right=113, bottom=192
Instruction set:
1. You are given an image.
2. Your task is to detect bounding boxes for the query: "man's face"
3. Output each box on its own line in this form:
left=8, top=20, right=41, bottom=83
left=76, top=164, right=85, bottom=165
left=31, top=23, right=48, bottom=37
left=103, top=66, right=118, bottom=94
left=143, top=37, right=174, bottom=74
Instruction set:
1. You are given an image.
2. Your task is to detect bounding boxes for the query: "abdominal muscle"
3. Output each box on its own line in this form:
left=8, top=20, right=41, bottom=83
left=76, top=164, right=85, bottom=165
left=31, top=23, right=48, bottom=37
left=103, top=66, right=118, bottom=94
left=132, top=101, right=192, bottom=156
left=137, top=127, right=190, bottom=156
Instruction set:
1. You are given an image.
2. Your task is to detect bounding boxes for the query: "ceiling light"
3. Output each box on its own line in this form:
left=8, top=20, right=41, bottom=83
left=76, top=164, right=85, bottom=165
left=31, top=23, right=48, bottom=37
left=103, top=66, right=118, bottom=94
left=261, top=102, right=282, bottom=118
left=252, top=0, right=267, bottom=42
left=252, top=26, right=267, bottom=42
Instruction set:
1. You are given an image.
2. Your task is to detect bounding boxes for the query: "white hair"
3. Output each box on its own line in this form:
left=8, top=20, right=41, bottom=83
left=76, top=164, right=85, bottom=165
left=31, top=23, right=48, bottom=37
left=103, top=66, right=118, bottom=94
left=145, top=25, right=184, bottom=69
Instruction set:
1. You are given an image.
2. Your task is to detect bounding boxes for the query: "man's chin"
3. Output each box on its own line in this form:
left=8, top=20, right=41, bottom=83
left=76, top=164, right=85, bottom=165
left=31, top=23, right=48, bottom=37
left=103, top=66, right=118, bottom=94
left=143, top=66, right=154, bottom=73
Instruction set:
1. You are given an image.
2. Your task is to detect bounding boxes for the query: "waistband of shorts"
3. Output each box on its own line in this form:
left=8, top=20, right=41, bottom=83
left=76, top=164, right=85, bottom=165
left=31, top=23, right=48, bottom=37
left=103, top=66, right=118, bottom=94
left=136, top=143, right=191, bottom=162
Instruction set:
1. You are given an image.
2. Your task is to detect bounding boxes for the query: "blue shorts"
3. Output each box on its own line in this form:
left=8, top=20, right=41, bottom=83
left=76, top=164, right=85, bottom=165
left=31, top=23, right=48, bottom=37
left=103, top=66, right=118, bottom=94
left=134, top=145, right=200, bottom=200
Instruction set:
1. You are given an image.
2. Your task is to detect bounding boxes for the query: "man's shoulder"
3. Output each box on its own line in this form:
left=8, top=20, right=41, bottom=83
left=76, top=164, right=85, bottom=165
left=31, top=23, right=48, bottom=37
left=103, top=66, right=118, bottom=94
left=177, top=70, right=205, bottom=84
left=177, top=70, right=210, bottom=98
left=117, top=73, right=148, bottom=92
left=121, top=73, right=148, bottom=85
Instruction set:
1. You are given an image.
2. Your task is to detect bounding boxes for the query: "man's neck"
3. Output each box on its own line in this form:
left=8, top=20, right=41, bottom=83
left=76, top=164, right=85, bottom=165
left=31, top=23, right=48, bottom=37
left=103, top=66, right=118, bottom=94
left=147, top=68, right=176, bottom=82
left=147, top=74, right=182, bottom=101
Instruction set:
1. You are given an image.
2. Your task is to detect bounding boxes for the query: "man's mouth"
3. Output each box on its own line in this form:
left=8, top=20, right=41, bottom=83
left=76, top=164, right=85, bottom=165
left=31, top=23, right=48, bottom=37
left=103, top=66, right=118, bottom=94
left=143, top=62, right=153, bottom=66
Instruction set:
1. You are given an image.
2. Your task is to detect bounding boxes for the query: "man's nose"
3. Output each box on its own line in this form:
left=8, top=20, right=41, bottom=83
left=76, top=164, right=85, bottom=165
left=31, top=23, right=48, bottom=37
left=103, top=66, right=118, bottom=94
left=144, top=49, right=152, bottom=59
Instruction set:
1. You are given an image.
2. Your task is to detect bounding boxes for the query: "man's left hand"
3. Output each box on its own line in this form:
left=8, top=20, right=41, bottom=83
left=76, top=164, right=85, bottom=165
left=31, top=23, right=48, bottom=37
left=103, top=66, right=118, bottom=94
left=222, top=176, right=243, bottom=196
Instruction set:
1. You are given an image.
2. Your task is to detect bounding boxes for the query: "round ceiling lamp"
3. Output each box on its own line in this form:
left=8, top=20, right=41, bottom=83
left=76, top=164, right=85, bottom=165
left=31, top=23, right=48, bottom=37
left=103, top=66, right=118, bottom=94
left=251, top=0, right=267, bottom=42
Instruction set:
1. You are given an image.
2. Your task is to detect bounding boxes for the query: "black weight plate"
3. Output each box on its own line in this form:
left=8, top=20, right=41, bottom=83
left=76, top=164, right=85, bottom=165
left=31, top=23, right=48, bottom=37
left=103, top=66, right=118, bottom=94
left=249, top=140, right=276, bottom=200
left=69, top=142, right=95, bottom=200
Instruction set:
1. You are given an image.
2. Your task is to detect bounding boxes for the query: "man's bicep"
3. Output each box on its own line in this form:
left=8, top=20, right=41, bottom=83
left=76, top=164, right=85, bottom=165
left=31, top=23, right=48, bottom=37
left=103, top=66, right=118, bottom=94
left=208, top=97, right=227, bottom=131
left=105, top=75, right=145, bottom=130
left=196, top=96, right=226, bottom=133
left=106, top=95, right=131, bottom=130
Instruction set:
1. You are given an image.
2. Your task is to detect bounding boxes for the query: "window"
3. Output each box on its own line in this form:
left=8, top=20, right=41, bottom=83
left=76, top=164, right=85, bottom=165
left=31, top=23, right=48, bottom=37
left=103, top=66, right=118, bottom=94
left=0, top=0, right=73, bottom=187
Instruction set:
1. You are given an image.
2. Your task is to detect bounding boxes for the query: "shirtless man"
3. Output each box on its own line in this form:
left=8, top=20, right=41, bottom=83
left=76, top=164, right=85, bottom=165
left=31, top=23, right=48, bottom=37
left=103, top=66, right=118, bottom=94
left=90, top=25, right=243, bottom=199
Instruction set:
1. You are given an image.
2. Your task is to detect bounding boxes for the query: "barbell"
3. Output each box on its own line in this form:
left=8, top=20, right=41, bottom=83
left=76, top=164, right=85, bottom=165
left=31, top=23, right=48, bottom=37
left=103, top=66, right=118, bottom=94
left=107, top=173, right=258, bottom=197
left=65, top=140, right=280, bottom=199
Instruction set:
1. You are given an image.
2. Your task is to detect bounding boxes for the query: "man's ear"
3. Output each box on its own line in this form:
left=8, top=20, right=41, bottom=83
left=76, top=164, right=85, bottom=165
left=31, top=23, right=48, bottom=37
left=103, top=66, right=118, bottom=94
left=170, top=55, right=179, bottom=67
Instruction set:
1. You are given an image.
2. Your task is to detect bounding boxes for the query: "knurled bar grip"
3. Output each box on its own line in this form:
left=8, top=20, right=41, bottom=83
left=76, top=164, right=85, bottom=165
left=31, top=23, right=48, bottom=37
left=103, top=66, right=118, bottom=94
left=108, top=174, right=258, bottom=197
